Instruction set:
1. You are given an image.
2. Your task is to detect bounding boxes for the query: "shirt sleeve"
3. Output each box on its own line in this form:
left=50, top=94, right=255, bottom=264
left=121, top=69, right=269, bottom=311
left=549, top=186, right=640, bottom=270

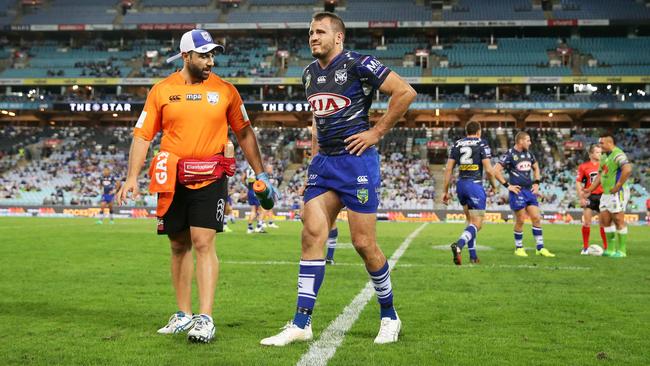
left=227, top=85, right=251, bottom=133
left=576, top=165, right=584, bottom=182
left=133, top=84, right=162, bottom=141
left=356, top=54, right=391, bottom=89
left=498, top=151, right=510, bottom=168
left=449, top=144, right=459, bottom=163
left=614, top=151, right=629, bottom=167
left=481, top=140, right=492, bottom=160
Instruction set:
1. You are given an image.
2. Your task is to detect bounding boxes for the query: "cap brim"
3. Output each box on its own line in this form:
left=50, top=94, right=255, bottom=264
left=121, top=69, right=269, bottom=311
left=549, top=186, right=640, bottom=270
left=165, top=44, right=224, bottom=64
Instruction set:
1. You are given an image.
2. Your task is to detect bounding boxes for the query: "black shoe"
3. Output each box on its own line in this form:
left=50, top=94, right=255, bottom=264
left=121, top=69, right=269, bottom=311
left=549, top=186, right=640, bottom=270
left=325, top=259, right=335, bottom=265
left=450, top=242, right=461, bottom=265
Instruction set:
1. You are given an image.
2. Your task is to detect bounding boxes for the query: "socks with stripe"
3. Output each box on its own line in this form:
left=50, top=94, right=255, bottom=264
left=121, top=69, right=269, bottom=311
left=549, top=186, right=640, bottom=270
left=532, top=226, right=544, bottom=250
left=457, top=224, right=477, bottom=250
left=616, top=227, right=628, bottom=254
left=294, top=259, right=326, bottom=329
left=326, top=228, right=338, bottom=260
left=368, top=261, right=397, bottom=320
left=514, top=231, right=524, bottom=248
left=468, top=236, right=477, bottom=260
left=604, top=225, right=616, bottom=252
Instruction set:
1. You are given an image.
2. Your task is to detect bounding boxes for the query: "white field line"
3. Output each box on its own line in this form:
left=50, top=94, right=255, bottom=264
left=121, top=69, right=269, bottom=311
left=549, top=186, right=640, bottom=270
left=296, top=223, right=429, bottom=366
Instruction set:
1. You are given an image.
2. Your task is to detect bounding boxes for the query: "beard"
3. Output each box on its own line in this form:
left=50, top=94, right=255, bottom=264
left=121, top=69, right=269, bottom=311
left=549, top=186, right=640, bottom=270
left=188, top=61, right=210, bottom=81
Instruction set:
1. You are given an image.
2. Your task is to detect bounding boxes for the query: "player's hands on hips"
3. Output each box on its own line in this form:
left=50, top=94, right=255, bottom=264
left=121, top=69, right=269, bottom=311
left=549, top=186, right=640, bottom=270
left=442, top=192, right=451, bottom=205
left=256, top=172, right=281, bottom=201
left=116, top=178, right=139, bottom=205
left=344, top=128, right=381, bottom=156
left=507, top=185, right=521, bottom=194
left=610, top=184, right=621, bottom=194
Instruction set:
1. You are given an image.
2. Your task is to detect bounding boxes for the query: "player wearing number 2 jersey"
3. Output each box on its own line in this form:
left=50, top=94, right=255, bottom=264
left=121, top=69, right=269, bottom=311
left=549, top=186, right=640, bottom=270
left=442, top=121, right=497, bottom=265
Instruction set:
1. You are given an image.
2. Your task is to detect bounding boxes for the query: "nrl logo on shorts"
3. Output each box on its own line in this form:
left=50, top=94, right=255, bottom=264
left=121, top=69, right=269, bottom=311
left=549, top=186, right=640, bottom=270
left=207, top=91, right=219, bottom=105
left=357, top=188, right=369, bottom=204
left=334, top=69, right=347, bottom=85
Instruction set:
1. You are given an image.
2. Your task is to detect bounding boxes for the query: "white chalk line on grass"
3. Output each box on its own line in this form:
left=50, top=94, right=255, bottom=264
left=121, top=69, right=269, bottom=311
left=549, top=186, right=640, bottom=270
left=295, top=222, right=429, bottom=366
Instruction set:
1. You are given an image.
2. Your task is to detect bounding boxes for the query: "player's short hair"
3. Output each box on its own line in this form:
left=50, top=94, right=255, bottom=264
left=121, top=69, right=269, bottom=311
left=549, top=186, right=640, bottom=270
left=465, top=121, right=481, bottom=136
left=514, top=131, right=530, bottom=143
left=599, top=132, right=616, bottom=144
left=312, top=11, right=346, bottom=36
left=588, top=144, right=600, bottom=154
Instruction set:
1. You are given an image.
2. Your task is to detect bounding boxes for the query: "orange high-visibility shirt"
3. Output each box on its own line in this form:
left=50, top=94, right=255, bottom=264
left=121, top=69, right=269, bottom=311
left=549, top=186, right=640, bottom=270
left=134, top=71, right=250, bottom=189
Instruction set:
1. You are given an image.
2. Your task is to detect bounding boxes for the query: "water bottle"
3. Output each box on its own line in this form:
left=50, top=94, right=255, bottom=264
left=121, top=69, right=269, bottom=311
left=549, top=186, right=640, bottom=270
left=253, top=180, right=275, bottom=210
left=224, top=140, right=234, bottom=158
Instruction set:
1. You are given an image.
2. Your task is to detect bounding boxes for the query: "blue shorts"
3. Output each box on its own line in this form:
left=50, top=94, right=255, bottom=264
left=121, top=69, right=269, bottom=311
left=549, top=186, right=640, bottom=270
left=247, top=189, right=260, bottom=206
left=101, top=194, right=114, bottom=203
left=509, top=188, right=538, bottom=211
left=456, top=179, right=486, bottom=210
left=304, top=148, right=380, bottom=214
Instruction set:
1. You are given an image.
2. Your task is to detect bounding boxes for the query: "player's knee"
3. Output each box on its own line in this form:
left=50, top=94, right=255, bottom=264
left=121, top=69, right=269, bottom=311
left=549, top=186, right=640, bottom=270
left=301, top=225, right=326, bottom=247
left=192, top=238, right=214, bottom=253
left=170, top=241, right=191, bottom=255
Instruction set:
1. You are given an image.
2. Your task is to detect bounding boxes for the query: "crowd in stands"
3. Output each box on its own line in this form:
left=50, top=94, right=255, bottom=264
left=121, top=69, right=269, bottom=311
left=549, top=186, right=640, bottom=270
left=0, top=125, right=648, bottom=213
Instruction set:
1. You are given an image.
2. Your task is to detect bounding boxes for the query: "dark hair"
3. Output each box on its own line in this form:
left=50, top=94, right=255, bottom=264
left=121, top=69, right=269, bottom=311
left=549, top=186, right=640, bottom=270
left=515, top=131, right=530, bottom=143
left=465, top=121, right=480, bottom=136
left=588, top=144, right=600, bottom=154
left=312, top=11, right=346, bottom=36
left=600, top=132, right=616, bottom=145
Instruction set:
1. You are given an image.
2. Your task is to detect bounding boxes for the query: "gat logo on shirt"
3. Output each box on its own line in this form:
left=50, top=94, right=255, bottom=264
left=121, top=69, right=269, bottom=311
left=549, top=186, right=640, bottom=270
left=307, top=93, right=351, bottom=117
left=186, top=93, right=202, bottom=101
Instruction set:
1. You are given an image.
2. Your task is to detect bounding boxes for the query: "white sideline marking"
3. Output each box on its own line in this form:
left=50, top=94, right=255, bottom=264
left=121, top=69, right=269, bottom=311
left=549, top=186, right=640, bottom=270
left=295, top=223, right=429, bottom=366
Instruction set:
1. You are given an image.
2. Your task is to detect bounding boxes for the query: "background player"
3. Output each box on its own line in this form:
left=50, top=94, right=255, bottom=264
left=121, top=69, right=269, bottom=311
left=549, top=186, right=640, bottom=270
left=243, top=166, right=266, bottom=234
left=494, top=131, right=555, bottom=258
left=260, top=12, right=416, bottom=347
left=262, top=163, right=280, bottom=229
left=442, top=121, right=497, bottom=265
left=97, top=167, right=120, bottom=225
left=584, top=133, right=632, bottom=258
left=576, top=144, right=608, bottom=255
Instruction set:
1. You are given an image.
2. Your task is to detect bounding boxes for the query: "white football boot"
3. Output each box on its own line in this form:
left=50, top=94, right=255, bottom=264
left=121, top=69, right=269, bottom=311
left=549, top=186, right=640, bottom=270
left=374, top=315, right=401, bottom=344
left=157, top=311, right=194, bottom=334
left=260, top=321, right=313, bottom=346
left=187, top=314, right=216, bottom=343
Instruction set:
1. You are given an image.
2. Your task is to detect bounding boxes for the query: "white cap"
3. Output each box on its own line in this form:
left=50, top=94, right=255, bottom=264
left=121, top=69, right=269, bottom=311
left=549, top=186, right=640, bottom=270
left=166, top=29, right=224, bottom=63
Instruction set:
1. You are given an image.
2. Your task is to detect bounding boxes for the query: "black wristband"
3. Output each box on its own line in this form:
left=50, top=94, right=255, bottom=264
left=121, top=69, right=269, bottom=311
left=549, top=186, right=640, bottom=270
left=533, top=179, right=541, bottom=185
left=502, top=181, right=509, bottom=188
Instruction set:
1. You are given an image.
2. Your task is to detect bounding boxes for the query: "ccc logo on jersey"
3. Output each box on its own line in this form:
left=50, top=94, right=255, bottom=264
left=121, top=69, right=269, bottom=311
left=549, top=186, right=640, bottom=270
left=169, top=95, right=181, bottom=102
left=307, top=93, right=351, bottom=117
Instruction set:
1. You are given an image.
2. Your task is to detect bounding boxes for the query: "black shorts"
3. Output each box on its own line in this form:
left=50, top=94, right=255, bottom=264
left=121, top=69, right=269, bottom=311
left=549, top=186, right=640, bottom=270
left=157, top=178, right=228, bottom=235
left=586, top=194, right=601, bottom=213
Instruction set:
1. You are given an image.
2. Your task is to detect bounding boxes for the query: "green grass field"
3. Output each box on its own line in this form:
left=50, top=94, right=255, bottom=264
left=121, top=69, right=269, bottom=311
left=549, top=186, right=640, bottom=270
left=0, top=217, right=648, bottom=365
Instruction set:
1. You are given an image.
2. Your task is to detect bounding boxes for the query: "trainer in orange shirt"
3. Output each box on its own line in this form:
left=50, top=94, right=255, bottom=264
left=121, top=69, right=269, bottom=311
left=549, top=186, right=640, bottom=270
left=116, top=29, right=278, bottom=343
left=576, top=143, right=607, bottom=254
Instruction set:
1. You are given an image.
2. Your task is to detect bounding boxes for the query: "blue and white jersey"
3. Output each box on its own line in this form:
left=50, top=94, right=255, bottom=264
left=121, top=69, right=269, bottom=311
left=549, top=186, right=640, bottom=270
left=303, top=50, right=391, bottom=155
left=449, top=137, right=491, bottom=181
left=245, top=166, right=256, bottom=189
left=101, top=175, right=117, bottom=195
left=498, top=148, right=536, bottom=187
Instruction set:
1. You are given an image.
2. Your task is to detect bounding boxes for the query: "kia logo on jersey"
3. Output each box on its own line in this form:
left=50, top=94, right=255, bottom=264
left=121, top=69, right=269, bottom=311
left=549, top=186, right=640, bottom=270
left=307, top=93, right=351, bottom=117
left=516, top=161, right=532, bottom=171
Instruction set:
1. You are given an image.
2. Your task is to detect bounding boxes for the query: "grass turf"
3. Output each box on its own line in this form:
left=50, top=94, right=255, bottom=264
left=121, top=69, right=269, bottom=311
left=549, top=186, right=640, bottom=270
left=0, top=217, right=648, bottom=365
